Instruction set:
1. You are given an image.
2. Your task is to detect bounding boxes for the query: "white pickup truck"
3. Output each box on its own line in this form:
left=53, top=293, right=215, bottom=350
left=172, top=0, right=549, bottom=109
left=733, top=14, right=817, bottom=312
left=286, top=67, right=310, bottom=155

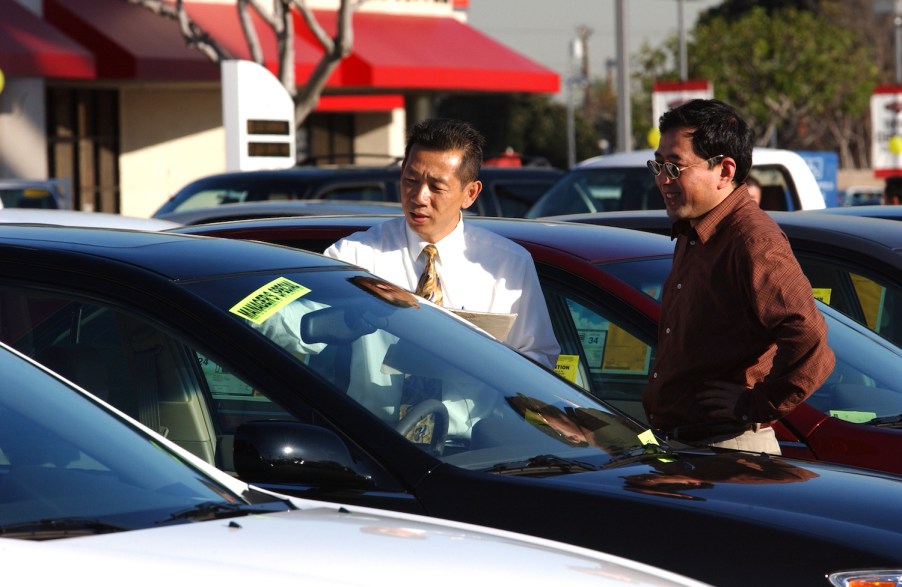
left=526, top=147, right=825, bottom=217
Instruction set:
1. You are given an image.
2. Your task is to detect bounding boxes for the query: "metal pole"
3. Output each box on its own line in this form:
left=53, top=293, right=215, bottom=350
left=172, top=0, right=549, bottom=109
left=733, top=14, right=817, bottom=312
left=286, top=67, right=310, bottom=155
left=615, top=0, right=632, bottom=152
left=678, top=0, right=687, bottom=81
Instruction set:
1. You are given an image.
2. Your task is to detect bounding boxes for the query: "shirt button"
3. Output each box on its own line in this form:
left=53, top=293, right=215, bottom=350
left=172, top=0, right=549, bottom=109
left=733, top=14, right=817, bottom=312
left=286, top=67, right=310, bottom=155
left=689, top=240, right=696, bottom=245
left=652, top=372, right=658, bottom=379
left=665, top=327, right=671, bottom=334
left=676, top=283, right=682, bottom=290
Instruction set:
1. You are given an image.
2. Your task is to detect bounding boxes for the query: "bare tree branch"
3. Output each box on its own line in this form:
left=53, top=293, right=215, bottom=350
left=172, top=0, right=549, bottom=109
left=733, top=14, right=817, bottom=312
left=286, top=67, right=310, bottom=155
left=237, top=0, right=264, bottom=64
left=125, top=0, right=359, bottom=126
left=127, top=0, right=230, bottom=61
left=290, top=0, right=356, bottom=120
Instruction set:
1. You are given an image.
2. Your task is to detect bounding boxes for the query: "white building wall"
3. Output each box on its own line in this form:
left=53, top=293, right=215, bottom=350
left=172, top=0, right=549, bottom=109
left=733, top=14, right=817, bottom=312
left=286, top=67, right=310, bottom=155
left=0, top=78, right=48, bottom=180
left=119, top=86, right=225, bottom=217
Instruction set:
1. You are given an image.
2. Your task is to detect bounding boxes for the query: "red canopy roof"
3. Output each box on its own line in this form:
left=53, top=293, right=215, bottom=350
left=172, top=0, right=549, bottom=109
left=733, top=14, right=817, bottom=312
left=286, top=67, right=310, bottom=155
left=0, top=0, right=95, bottom=79
left=44, top=0, right=558, bottom=93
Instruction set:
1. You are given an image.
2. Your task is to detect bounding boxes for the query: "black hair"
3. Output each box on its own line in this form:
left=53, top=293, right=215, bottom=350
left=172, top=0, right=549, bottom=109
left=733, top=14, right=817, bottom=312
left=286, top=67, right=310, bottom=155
left=403, top=118, right=485, bottom=185
left=659, top=99, right=756, bottom=185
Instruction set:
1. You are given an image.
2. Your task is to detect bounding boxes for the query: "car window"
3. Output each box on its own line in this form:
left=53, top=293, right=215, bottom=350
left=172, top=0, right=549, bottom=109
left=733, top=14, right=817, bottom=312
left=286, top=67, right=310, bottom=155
left=813, top=305, right=902, bottom=423
left=798, top=255, right=901, bottom=347
left=489, top=179, right=559, bottom=218
left=526, top=168, right=663, bottom=218
left=0, top=345, right=249, bottom=531
left=539, top=261, right=664, bottom=423
left=748, top=167, right=793, bottom=211
left=320, top=184, right=392, bottom=202
left=0, top=284, right=304, bottom=464
left=0, top=188, right=59, bottom=210
left=171, top=188, right=250, bottom=211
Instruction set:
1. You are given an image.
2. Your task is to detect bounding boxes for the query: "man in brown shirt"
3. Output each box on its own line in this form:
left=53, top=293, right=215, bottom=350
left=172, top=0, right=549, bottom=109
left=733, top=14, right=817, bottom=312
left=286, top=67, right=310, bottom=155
left=643, top=99, right=835, bottom=455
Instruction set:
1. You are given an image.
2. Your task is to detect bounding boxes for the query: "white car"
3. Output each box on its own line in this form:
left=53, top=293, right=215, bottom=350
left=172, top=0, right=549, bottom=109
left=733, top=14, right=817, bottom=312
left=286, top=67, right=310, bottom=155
left=526, top=147, right=826, bottom=217
left=0, top=340, right=709, bottom=587
left=0, top=208, right=181, bottom=230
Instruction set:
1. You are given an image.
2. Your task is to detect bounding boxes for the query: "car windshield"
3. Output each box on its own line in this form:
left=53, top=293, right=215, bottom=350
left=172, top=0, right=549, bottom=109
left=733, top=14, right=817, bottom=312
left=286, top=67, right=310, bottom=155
left=184, top=270, right=654, bottom=470
left=0, top=346, right=255, bottom=537
left=526, top=168, right=663, bottom=218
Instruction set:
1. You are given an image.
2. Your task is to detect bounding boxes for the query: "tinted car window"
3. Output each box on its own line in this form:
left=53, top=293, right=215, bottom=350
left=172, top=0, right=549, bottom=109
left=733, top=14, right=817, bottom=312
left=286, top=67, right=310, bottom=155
left=526, top=168, right=663, bottom=218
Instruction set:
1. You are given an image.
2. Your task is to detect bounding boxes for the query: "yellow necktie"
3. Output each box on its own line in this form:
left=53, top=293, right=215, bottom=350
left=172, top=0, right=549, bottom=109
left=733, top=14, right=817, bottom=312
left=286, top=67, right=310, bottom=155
left=415, top=244, right=443, bottom=305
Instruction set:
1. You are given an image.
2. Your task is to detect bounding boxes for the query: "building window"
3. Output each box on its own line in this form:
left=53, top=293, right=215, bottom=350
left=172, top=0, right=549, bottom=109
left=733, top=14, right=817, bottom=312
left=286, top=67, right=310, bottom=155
left=46, top=88, right=120, bottom=212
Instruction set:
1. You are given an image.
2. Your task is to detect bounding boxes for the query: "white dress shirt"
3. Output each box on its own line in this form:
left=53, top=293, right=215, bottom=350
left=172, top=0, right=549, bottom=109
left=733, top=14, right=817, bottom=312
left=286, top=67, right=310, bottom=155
left=324, top=216, right=561, bottom=369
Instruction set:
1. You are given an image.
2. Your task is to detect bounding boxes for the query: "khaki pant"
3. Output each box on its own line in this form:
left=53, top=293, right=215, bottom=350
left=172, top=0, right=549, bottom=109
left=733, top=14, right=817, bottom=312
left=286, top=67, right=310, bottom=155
left=705, top=425, right=781, bottom=455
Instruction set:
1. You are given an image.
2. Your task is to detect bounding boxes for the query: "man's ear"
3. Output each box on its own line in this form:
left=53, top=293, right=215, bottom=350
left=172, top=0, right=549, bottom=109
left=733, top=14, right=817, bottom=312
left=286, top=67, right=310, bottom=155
left=718, top=157, right=737, bottom=191
left=461, top=180, right=483, bottom=209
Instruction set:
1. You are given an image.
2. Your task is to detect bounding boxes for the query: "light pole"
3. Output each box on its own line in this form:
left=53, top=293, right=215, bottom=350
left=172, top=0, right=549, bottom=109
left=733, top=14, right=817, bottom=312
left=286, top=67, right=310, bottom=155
left=615, top=0, right=631, bottom=152
left=567, top=37, right=586, bottom=168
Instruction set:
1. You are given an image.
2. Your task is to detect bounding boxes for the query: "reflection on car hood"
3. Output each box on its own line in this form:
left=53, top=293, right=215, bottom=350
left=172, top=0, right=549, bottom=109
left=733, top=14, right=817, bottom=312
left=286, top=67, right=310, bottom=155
left=534, top=449, right=902, bottom=533
left=0, top=505, right=710, bottom=586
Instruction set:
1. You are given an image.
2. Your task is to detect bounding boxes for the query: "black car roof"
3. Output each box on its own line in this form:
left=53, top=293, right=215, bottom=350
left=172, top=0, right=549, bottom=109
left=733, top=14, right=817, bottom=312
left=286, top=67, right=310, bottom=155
left=0, top=224, right=345, bottom=280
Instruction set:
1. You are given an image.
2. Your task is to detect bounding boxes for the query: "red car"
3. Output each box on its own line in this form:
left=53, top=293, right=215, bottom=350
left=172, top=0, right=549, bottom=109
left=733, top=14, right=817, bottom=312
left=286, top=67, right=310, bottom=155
left=175, top=216, right=902, bottom=474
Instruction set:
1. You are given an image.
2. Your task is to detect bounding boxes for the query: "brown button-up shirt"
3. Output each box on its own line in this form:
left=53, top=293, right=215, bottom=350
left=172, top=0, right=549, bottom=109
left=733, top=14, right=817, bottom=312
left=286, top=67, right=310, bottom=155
left=643, top=185, right=835, bottom=432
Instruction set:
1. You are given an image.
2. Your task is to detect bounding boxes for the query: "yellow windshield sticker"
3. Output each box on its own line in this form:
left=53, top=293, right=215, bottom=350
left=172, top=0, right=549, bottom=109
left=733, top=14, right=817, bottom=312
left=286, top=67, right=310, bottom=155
left=830, top=410, right=876, bottom=424
left=638, top=429, right=659, bottom=446
left=229, top=277, right=310, bottom=324
left=554, top=355, right=580, bottom=382
left=812, top=288, right=832, bottom=304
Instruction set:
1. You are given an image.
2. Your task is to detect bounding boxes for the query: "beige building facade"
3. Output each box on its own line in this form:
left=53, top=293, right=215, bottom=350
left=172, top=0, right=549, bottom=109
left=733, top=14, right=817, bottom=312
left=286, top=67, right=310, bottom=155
left=0, top=0, right=558, bottom=217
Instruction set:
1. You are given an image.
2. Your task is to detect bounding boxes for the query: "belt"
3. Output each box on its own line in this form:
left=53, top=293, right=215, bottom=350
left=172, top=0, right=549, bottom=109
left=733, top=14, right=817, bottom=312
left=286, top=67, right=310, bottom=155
left=665, top=421, right=771, bottom=442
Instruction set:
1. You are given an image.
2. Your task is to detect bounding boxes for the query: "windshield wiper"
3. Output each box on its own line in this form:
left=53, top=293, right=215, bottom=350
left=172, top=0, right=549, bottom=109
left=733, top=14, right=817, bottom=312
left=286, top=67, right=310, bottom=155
left=158, top=500, right=291, bottom=525
left=597, top=444, right=676, bottom=470
left=0, top=517, right=127, bottom=540
left=484, top=454, right=598, bottom=476
left=867, top=414, right=902, bottom=428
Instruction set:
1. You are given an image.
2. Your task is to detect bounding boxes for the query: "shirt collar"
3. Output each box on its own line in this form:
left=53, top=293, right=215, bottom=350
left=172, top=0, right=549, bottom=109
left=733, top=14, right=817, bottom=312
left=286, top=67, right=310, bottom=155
left=673, top=184, right=751, bottom=244
left=404, top=212, right=465, bottom=258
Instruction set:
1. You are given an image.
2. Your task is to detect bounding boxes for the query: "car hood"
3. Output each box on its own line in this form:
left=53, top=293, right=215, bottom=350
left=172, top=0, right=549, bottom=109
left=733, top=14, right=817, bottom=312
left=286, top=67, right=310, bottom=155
left=530, top=449, right=902, bottom=535
left=0, top=505, right=710, bottom=587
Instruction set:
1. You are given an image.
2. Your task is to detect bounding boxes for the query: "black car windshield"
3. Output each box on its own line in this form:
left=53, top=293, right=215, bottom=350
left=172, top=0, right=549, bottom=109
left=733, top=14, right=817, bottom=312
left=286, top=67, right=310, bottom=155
left=188, top=270, right=655, bottom=470
left=0, top=345, right=251, bottom=537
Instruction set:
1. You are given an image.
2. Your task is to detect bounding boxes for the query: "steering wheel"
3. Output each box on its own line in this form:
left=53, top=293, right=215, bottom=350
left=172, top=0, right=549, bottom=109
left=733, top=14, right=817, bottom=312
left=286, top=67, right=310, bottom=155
left=396, top=399, right=449, bottom=455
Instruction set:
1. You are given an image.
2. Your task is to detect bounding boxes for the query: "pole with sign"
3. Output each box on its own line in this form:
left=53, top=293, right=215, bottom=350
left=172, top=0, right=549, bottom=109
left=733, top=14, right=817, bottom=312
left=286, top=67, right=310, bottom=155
left=870, top=85, right=902, bottom=178
left=222, top=60, right=295, bottom=171
left=649, top=80, right=712, bottom=148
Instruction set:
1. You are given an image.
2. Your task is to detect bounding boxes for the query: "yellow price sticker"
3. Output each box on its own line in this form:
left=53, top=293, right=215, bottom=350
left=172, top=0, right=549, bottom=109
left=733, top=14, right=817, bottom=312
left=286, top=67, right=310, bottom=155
left=554, top=355, right=580, bottom=382
left=229, top=277, right=310, bottom=324
left=812, top=288, right=832, bottom=304
left=638, top=429, right=659, bottom=446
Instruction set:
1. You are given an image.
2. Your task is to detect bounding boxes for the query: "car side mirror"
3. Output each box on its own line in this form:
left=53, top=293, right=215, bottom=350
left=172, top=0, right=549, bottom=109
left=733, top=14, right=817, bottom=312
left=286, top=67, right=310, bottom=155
left=234, top=420, right=373, bottom=488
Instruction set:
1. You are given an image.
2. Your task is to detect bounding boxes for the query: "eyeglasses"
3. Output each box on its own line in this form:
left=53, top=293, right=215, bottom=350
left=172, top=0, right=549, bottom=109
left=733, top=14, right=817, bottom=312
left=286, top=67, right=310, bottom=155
left=646, top=155, right=724, bottom=180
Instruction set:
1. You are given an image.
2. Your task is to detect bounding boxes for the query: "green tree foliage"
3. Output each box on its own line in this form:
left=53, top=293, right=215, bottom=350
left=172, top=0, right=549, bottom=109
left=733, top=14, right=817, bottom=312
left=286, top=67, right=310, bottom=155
left=435, top=94, right=599, bottom=168
left=690, top=6, right=876, bottom=152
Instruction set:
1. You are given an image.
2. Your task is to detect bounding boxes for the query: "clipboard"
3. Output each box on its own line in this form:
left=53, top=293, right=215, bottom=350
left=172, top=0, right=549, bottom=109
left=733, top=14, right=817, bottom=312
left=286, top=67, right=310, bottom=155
left=450, top=309, right=517, bottom=341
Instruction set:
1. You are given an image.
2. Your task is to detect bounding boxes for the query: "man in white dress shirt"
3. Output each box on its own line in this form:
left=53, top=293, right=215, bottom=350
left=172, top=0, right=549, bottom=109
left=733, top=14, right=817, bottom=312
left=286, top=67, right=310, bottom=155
left=324, top=118, right=560, bottom=370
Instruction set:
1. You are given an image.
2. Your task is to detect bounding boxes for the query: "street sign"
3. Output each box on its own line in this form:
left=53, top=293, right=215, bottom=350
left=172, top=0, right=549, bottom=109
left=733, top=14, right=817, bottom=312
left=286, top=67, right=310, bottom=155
left=651, top=80, right=713, bottom=126
left=222, top=60, right=295, bottom=171
left=870, top=85, right=902, bottom=178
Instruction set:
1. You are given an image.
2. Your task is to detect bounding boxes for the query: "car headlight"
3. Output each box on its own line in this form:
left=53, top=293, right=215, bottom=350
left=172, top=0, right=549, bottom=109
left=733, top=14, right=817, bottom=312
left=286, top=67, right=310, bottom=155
left=828, top=571, right=902, bottom=586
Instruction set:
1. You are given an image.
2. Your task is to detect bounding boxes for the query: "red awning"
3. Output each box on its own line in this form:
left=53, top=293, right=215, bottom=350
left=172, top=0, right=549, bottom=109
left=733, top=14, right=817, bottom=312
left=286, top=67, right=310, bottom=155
left=44, top=0, right=557, bottom=94
left=0, top=0, right=95, bottom=79
left=301, top=11, right=560, bottom=93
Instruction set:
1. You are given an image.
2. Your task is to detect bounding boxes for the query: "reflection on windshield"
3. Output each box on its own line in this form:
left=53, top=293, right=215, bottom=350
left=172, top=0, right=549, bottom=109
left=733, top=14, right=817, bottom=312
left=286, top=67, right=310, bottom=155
left=814, top=305, right=902, bottom=422
left=0, top=347, right=245, bottom=536
left=621, top=454, right=819, bottom=501
left=241, top=272, right=654, bottom=470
